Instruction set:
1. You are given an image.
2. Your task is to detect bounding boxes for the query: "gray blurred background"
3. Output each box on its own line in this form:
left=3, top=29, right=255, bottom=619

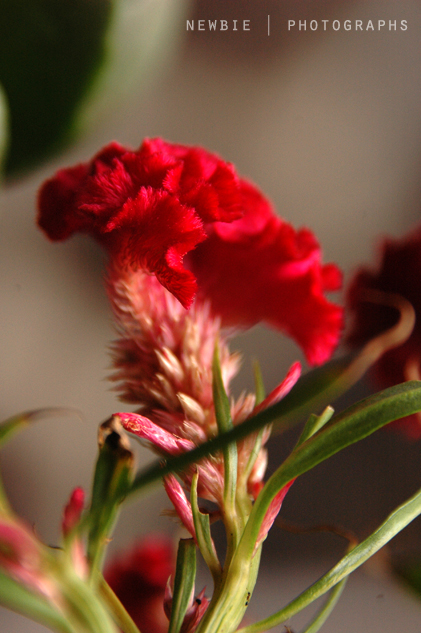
left=1, top=0, right=421, bottom=629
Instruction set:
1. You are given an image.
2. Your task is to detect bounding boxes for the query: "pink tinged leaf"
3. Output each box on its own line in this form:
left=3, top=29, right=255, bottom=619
left=116, top=412, right=194, bottom=455
left=181, top=587, right=210, bottom=633
left=164, top=578, right=173, bottom=620
left=62, top=487, right=85, bottom=537
left=194, top=463, right=225, bottom=505
left=254, top=480, right=295, bottom=552
left=164, top=475, right=196, bottom=540
left=0, top=520, right=57, bottom=601
left=252, top=362, right=301, bottom=415
left=247, top=449, right=268, bottom=500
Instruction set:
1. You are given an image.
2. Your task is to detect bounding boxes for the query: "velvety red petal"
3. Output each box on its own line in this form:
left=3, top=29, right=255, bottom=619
left=106, top=189, right=207, bottom=308
left=190, top=182, right=343, bottom=365
left=37, top=163, right=89, bottom=240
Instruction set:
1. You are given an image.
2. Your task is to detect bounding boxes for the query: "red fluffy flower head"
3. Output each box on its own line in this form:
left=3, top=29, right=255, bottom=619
left=105, top=535, right=175, bottom=633
left=37, top=137, right=342, bottom=365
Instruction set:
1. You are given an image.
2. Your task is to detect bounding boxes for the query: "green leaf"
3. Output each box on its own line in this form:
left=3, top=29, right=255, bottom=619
left=213, top=344, right=237, bottom=524
left=0, top=0, right=113, bottom=174
left=87, top=417, right=134, bottom=576
left=128, top=354, right=358, bottom=496
left=168, top=539, right=197, bottom=633
left=191, top=472, right=221, bottom=581
left=128, top=345, right=417, bottom=499
left=0, top=408, right=79, bottom=447
left=0, top=0, right=192, bottom=175
left=0, top=571, right=74, bottom=633
left=100, top=577, right=141, bottom=633
left=238, top=483, right=421, bottom=633
left=0, top=83, right=8, bottom=177
left=295, top=406, right=335, bottom=448
left=59, top=572, right=118, bottom=633
left=298, top=578, right=347, bottom=633
left=253, top=360, right=266, bottom=405
left=238, top=381, right=421, bottom=558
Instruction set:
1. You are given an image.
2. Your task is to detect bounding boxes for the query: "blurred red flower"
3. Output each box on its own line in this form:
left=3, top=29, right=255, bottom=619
left=37, top=137, right=342, bottom=365
left=346, top=225, right=421, bottom=438
left=105, top=535, right=175, bottom=633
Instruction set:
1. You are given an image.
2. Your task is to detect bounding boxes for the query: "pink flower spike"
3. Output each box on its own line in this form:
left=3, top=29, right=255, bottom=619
left=62, top=487, right=85, bottom=537
left=116, top=412, right=194, bottom=456
left=164, top=475, right=196, bottom=540
left=253, top=362, right=301, bottom=416
left=254, top=480, right=295, bottom=553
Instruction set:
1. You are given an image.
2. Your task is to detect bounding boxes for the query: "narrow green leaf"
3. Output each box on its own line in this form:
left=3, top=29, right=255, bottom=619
left=127, top=342, right=420, bottom=500
left=58, top=568, right=119, bottom=633
left=296, top=406, right=335, bottom=448
left=0, top=408, right=81, bottom=447
left=0, top=571, right=74, bottom=633
left=253, top=360, right=266, bottom=405
left=213, top=344, right=237, bottom=522
left=238, top=381, right=421, bottom=558
left=87, top=417, right=134, bottom=575
left=299, top=578, right=347, bottom=633
left=128, top=354, right=359, bottom=496
left=168, top=539, right=197, bottom=633
left=100, top=577, right=141, bottom=633
left=238, top=484, right=421, bottom=633
left=191, top=473, right=221, bottom=581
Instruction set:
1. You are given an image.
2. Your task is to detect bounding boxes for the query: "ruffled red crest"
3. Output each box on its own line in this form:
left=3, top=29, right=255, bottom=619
left=37, top=139, right=243, bottom=309
left=38, top=138, right=342, bottom=361
left=189, top=181, right=343, bottom=365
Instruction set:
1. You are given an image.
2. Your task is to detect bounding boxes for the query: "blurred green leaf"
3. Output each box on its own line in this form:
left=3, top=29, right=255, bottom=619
left=0, top=0, right=113, bottom=174
left=394, top=558, right=421, bottom=599
left=0, top=83, right=8, bottom=176
left=0, top=408, right=78, bottom=447
left=0, top=571, right=74, bottom=633
left=0, top=0, right=191, bottom=175
left=168, top=539, right=196, bottom=633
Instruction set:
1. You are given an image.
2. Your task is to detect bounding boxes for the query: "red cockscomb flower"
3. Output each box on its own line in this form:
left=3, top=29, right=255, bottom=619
left=37, top=138, right=342, bottom=365
left=104, top=535, right=175, bottom=633
left=346, top=225, right=421, bottom=438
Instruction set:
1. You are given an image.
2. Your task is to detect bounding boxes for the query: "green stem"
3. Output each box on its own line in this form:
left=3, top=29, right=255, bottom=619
left=195, top=546, right=261, bottom=633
